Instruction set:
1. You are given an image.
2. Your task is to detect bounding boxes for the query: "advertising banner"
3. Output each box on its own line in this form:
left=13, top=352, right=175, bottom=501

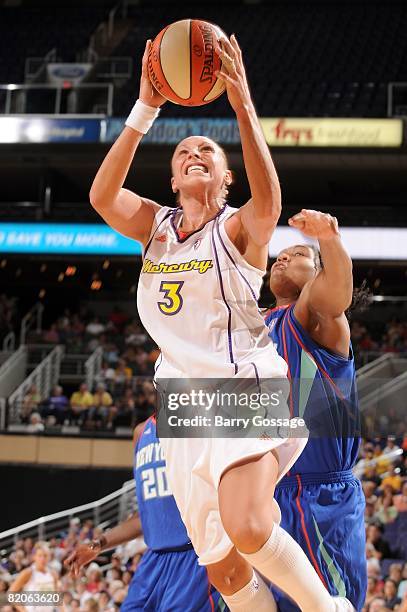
left=0, top=117, right=101, bottom=143
left=259, top=118, right=403, bottom=147
left=0, top=224, right=142, bottom=255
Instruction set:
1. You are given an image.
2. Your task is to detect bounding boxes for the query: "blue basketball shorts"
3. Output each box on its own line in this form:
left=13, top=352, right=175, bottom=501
left=272, top=471, right=367, bottom=612
left=121, top=547, right=227, bottom=611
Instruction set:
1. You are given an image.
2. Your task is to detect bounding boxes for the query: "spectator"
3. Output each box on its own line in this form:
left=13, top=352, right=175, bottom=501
left=384, top=437, right=400, bottom=455
left=89, top=383, right=113, bottom=427
left=106, top=555, right=122, bottom=582
left=394, top=482, right=407, bottom=513
left=364, top=481, right=379, bottom=506
left=70, top=383, right=94, bottom=425
left=374, top=487, right=398, bottom=524
left=96, top=361, right=116, bottom=393
left=366, top=524, right=393, bottom=560
left=27, top=412, right=44, bottom=433
left=21, top=384, right=41, bottom=421
left=43, top=323, right=60, bottom=344
left=86, top=564, right=103, bottom=594
left=388, top=563, right=403, bottom=586
left=381, top=467, right=403, bottom=493
left=398, top=564, right=407, bottom=599
left=86, top=317, right=105, bottom=337
left=368, top=598, right=388, bottom=611
left=76, top=580, right=94, bottom=608
left=366, top=543, right=382, bottom=576
left=365, top=577, right=381, bottom=607
left=97, top=590, right=113, bottom=611
left=42, top=385, right=70, bottom=425
left=112, top=359, right=132, bottom=396
left=365, top=502, right=378, bottom=526
left=383, top=579, right=401, bottom=609
left=83, top=597, right=99, bottom=612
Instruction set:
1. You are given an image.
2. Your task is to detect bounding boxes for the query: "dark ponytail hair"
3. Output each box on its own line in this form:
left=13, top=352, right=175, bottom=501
left=310, top=246, right=373, bottom=319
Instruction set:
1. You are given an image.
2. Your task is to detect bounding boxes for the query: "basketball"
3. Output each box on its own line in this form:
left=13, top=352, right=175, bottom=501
left=147, top=19, right=227, bottom=106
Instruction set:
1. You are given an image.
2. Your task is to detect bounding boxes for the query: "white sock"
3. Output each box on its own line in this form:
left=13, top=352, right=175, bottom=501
left=221, top=571, right=277, bottom=612
left=240, top=523, right=335, bottom=612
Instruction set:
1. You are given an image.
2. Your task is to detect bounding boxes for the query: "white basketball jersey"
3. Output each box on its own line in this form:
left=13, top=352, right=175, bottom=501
left=137, top=204, right=287, bottom=379
left=25, top=566, right=55, bottom=612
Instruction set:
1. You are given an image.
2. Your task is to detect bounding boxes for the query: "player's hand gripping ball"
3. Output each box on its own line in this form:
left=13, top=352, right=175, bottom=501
left=147, top=19, right=227, bottom=106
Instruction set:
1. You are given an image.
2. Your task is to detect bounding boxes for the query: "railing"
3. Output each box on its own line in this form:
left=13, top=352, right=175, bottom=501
left=8, top=345, right=64, bottom=424
left=0, top=346, right=28, bottom=399
left=20, top=302, right=44, bottom=345
left=25, top=48, right=58, bottom=83
left=0, top=83, right=113, bottom=116
left=0, top=479, right=136, bottom=555
left=2, top=331, right=15, bottom=351
left=85, top=347, right=104, bottom=390
left=0, top=398, right=6, bottom=430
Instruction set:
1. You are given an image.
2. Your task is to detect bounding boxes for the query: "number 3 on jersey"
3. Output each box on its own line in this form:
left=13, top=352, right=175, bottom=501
left=157, top=281, right=184, bottom=315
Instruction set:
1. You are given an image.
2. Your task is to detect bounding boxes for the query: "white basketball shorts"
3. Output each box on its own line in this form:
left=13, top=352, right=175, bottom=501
left=159, top=435, right=307, bottom=566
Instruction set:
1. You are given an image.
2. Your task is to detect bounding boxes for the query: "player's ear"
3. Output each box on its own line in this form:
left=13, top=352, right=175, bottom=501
left=224, top=170, right=233, bottom=186
left=171, top=177, right=178, bottom=193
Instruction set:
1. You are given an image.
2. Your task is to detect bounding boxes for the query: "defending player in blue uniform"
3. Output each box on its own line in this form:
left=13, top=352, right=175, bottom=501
left=265, top=209, right=368, bottom=612
left=65, top=416, right=226, bottom=611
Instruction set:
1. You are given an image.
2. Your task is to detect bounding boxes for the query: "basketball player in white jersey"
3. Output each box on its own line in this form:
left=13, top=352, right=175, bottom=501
left=9, top=543, right=59, bottom=612
left=89, top=35, right=354, bottom=612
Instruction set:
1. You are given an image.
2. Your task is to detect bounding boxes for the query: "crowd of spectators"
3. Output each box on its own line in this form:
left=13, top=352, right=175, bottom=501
left=351, top=319, right=407, bottom=367
left=17, top=306, right=159, bottom=431
left=356, top=437, right=407, bottom=611
left=12, top=307, right=407, bottom=435
left=0, top=518, right=145, bottom=612
left=20, top=378, right=156, bottom=432
left=37, top=306, right=158, bottom=374
left=0, top=435, right=406, bottom=610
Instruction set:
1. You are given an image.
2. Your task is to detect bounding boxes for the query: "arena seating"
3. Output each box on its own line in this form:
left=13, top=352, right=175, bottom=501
left=0, top=3, right=405, bottom=117
left=0, top=7, right=114, bottom=84
left=113, top=1, right=407, bottom=117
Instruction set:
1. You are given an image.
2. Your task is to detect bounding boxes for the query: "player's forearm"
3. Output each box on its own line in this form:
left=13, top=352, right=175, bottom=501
left=318, top=235, right=353, bottom=312
left=236, top=104, right=281, bottom=224
left=89, top=127, right=143, bottom=211
left=100, top=514, right=143, bottom=551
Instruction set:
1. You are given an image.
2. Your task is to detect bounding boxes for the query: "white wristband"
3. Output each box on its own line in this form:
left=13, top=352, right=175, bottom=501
left=125, top=99, right=160, bottom=134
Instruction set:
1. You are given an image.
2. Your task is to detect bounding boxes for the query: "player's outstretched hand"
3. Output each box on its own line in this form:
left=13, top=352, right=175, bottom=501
left=64, top=544, right=98, bottom=578
left=139, top=40, right=167, bottom=108
left=215, top=34, right=252, bottom=113
left=288, top=209, right=340, bottom=240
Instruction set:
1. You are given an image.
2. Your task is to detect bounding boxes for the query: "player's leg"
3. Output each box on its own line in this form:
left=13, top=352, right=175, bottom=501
left=120, top=550, right=164, bottom=611
left=273, top=479, right=367, bottom=612
left=218, top=452, right=354, bottom=612
left=206, top=546, right=278, bottom=611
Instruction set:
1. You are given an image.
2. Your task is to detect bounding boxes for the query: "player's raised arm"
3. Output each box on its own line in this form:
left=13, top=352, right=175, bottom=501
left=289, top=209, right=353, bottom=318
left=216, top=35, right=281, bottom=254
left=89, top=40, right=166, bottom=245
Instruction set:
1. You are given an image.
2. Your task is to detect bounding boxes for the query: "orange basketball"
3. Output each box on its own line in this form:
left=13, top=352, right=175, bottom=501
left=148, top=19, right=227, bottom=106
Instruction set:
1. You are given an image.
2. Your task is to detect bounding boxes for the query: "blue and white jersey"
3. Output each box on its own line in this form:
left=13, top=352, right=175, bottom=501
left=265, top=305, right=361, bottom=473
left=137, top=204, right=287, bottom=380
left=134, top=416, right=191, bottom=551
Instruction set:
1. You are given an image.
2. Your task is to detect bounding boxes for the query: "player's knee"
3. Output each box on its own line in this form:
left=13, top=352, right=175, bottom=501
left=225, top=516, right=273, bottom=553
